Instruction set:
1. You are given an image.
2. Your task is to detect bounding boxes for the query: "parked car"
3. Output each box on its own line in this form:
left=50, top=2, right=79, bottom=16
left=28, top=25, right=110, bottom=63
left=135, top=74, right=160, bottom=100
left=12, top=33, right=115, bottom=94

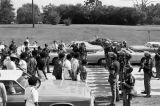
left=87, top=48, right=155, bottom=64
left=0, top=70, right=94, bottom=106
left=66, top=41, right=103, bottom=53
left=129, top=42, right=160, bottom=53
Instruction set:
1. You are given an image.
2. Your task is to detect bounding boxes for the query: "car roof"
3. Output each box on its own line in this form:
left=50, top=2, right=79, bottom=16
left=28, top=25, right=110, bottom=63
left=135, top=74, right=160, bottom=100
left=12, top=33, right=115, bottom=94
left=38, top=80, right=91, bottom=100
left=147, top=42, right=160, bottom=45
left=0, top=70, right=23, bottom=81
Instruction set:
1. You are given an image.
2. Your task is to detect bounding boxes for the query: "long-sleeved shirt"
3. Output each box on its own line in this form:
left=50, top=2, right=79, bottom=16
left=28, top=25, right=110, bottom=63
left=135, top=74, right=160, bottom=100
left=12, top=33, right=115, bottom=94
left=71, top=58, right=79, bottom=80
left=0, top=83, right=7, bottom=103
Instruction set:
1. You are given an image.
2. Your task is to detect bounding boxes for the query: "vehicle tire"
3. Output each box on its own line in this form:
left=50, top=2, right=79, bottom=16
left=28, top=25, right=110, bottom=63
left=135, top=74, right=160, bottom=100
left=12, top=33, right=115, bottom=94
left=98, top=58, right=106, bottom=66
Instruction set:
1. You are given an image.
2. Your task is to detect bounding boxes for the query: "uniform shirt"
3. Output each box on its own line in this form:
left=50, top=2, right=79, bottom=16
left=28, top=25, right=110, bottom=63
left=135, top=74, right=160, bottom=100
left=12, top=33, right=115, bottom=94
left=25, top=86, right=38, bottom=106
left=62, top=59, right=72, bottom=80
left=124, top=74, right=135, bottom=90
left=143, top=58, right=153, bottom=73
left=0, top=83, right=7, bottom=103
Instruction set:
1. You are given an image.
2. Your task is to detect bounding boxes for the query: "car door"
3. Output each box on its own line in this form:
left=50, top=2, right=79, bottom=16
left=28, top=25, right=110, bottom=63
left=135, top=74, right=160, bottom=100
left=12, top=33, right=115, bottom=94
left=0, top=80, right=25, bottom=106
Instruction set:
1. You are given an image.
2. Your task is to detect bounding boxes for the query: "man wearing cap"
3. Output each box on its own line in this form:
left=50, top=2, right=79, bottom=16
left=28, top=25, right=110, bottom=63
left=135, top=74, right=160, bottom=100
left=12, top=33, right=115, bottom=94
left=139, top=51, right=153, bottom=97
left=155, top=47, right=160, bottom=79
left=122, top=65, right=135, bottom=106
left=108, top=52, right=120, bottom=106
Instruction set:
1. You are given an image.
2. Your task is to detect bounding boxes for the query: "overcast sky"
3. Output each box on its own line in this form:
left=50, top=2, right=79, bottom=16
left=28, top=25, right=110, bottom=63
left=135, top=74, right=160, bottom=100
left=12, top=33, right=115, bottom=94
left=12, top=0, right=160, bottom=11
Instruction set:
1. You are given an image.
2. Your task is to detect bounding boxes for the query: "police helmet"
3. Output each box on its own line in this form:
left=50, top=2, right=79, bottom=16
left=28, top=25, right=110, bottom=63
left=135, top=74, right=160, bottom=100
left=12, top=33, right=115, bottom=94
left=144, top=51, right=151, bottom=58
left=126, top=53, right=132, bottom=60
left=125, top=65, right=133, bottom=73
left=108, top=52, right=117, bottom=58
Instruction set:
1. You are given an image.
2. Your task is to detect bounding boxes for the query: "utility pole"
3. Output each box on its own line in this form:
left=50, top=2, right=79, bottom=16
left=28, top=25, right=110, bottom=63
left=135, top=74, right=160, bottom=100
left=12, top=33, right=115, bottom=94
left=148, top=30, right=151, bottom=42
left=32, top=0, right=35, bottom=28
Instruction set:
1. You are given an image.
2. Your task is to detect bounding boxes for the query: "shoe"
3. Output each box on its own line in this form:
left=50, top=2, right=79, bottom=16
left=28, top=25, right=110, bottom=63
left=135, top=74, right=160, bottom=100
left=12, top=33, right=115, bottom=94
left=47, top=71, right=51, bottom=73
left=116, top=98, right=120, bottom=102
left=141, top=91, right=147, bottom=94
left=145, top=94, right=151, bottom=98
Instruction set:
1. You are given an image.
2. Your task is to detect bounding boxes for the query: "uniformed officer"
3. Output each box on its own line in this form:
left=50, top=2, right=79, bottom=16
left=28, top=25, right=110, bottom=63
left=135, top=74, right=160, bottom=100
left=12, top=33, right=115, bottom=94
left=122, top=65, right=135, bottom=106
left=117, top=51, right=126, bottom=84
left=108, top=52, right=120, bottom=106
left=79, top=43, right=87, bottom=61
left=139, top=51, right=153, bottom=97
left=104, top=41, right=113, bottom=69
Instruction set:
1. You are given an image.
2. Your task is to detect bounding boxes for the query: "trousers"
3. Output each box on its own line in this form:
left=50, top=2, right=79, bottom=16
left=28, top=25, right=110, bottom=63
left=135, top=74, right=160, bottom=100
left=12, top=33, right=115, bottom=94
left=144, top=72, right=151, bottom=95
left=110, top=81, right=120, bottom=104
left=123, top=89, right=132, bottom=106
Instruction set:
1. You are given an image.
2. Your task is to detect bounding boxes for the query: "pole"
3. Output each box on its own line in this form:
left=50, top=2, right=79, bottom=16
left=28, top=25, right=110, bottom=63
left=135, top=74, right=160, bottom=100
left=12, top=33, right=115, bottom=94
left=32, top=0, right=35, bottom=28
left=148, top=30, right=150, bottom=42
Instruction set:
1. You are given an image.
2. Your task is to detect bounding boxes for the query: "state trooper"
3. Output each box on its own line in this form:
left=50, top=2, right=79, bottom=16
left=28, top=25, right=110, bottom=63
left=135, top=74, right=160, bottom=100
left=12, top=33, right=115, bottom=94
left=108, top=52, right=120, bottom=106
left=79, top=43, right=87, bottom=61
left=139, top=51, right=153, bottom=97
left=122, top=64, right=135, bottom=106
left=103, top=41, right=113, bottom=69
left=117, top=51, right=126, bottom=85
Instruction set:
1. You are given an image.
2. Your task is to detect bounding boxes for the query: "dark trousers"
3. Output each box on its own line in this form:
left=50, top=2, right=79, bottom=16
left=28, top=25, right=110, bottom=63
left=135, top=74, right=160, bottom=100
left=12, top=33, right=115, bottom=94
left=110, top=81, right=120, bottom=105
left=123, top=89, right=132, bottom=106
left=144, top=72, right=151, bottom=95
left=46, top=56, right=50, bottom=72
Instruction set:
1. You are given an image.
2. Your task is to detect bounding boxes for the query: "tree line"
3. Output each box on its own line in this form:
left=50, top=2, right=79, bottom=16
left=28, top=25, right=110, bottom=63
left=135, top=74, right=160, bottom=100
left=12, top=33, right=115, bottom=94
left=1, top=0, right=160, bottom=25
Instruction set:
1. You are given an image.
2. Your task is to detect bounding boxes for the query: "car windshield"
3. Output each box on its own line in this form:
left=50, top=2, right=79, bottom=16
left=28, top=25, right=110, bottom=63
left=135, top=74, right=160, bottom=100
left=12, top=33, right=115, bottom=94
left=145, top=43, right=151, bottom=47
left=0, top=80, right=25, bottom=95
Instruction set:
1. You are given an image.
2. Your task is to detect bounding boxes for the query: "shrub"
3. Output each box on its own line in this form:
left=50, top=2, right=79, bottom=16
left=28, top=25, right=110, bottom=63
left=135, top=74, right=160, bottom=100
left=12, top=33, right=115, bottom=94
left=48, top=11, right=61, bottom=25
left=63, top=18, right=71, bottom=26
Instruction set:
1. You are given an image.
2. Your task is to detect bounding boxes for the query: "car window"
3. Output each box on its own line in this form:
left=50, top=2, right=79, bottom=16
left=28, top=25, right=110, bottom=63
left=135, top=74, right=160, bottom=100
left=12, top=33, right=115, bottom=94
left=152, top=44, right=159, bottom=48
left=0, top=80, right=25, bottom=95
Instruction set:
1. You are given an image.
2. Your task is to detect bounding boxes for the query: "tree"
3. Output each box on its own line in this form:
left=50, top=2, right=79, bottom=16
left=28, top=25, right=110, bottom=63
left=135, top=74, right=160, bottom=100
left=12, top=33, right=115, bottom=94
left=84, top=0, right=102, bottom=10
left=42, top=4, right=61, bottom=25
left=0, top=0, right=15, bottom=24
left=132, top=0, right=154, bottom=11
left=17, top=3, right=41, bottom=24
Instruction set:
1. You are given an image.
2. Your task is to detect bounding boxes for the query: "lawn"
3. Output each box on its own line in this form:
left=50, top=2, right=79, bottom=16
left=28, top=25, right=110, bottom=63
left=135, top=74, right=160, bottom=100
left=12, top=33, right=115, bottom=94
left=0, top=24, right=160, bottom=46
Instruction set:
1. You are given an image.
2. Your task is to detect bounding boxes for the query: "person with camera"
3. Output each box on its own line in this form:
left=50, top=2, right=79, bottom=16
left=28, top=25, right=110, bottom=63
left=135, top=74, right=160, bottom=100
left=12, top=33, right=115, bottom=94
left=139, top=51, right=153, bottom=97
left=108, top=52, right=120, bottom=106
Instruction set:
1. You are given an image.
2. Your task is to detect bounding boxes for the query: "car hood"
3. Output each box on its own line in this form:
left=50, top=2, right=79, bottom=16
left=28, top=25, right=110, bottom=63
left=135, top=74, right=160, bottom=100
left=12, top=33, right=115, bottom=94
left=129, top=45, right=150, bottom=51
left=38, top=80, right=91, bottom=101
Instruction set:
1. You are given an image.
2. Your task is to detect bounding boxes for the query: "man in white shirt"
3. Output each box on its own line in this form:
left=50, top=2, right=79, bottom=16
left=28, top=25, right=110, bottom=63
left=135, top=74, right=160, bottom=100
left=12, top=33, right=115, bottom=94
left=0, top=42, right=5, bottom=53
left=62, top=54, right=72, bottom=80
left=52, top=41, right=58, bottom=52
left=71, top=53, right=80, bottom=81
left=3, top=55, right=17, bottom=70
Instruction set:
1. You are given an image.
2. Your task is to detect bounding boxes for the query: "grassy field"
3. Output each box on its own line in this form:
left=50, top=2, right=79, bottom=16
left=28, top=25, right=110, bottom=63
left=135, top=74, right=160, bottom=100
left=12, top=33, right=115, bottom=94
left=0, top=24, right=160, bottom=46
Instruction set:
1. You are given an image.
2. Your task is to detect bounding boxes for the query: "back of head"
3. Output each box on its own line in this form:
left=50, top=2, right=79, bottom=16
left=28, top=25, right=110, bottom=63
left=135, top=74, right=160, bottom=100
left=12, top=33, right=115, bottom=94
left=66, top=54, right=72, bottom=60
left=28, top=76, right=38, bottom=86
left=58, top=53, right=65, bottom=59
left=74, top=52, right=79, bottom=59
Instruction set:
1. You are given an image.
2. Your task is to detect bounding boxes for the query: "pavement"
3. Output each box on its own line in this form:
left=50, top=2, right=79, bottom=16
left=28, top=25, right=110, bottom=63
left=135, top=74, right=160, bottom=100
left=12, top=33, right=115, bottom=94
left=85, top=66, right=160, bottom=105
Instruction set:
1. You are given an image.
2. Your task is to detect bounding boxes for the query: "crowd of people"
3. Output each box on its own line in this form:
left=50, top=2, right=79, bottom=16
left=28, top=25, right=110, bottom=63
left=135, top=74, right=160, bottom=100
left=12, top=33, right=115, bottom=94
left=0, top=37, right=160, bottom=106
left=0, top=38, right=88, bottom=106
left=101, top=40, right=160, bottom=106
